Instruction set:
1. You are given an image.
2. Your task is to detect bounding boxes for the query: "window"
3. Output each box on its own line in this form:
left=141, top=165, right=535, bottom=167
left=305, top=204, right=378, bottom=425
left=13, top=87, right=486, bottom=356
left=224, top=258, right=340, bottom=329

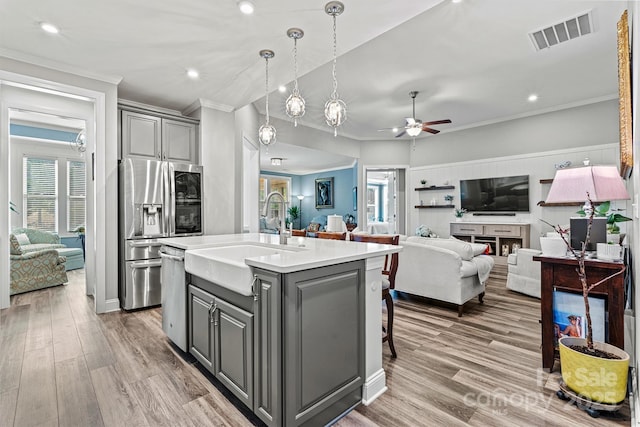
left=259, top=175, right=291, bottom=221
left=67, top=161, right=86, bottom=232
left=22, top=156, right=86, bottom=234
left=24, top=157, right=58, bottom=232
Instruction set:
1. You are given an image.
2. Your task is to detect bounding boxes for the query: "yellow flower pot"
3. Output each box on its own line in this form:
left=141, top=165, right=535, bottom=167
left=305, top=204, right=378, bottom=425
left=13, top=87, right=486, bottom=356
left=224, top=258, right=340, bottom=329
left=559, top=337, right=629, bottom=404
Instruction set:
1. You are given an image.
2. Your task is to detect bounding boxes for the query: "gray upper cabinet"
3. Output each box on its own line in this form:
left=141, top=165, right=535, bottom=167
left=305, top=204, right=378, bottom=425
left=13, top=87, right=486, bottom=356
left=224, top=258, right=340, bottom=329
left=121, top=109, right=199, bottom=164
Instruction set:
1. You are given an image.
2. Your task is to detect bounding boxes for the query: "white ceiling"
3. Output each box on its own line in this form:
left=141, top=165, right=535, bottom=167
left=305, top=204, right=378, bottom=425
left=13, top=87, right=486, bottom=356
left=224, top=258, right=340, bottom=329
left=1, top=0, right=627, bottom=172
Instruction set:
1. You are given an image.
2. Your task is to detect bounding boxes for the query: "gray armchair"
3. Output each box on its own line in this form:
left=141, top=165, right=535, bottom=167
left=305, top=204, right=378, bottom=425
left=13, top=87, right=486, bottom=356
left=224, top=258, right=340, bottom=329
left=9, top=229, right=68, bottom=295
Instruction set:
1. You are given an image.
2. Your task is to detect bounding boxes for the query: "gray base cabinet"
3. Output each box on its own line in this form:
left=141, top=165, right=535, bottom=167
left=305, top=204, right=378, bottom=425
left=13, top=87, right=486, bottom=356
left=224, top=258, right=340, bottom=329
left=189, top=260, right=365, bottom=427
left=188, top=285, right=253, bottom=408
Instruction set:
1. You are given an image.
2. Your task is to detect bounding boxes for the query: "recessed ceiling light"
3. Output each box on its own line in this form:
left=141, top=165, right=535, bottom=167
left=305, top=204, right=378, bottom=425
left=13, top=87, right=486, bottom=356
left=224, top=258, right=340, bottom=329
left=238, top=1, right=254, bottom=15
left=278, top=85, right=287, bottom=93
left=40, top=22, right=59, bottom=34
left=452, top=0, right=463, bottom=3
left=187, top=69, right=199, bottom=79
left=528, top=94, right=539, bottom=102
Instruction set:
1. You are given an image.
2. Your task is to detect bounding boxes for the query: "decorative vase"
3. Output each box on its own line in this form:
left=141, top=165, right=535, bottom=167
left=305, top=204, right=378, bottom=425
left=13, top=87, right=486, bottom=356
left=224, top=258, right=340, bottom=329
left=455, top=217, right=462, bottom=222
left=559, top=337, right=629, bottom=404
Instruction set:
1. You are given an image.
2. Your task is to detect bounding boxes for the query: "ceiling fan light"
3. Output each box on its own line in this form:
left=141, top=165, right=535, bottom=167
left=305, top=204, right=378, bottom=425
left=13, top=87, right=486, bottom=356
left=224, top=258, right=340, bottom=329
left=406, top=126, right=421, bottom=137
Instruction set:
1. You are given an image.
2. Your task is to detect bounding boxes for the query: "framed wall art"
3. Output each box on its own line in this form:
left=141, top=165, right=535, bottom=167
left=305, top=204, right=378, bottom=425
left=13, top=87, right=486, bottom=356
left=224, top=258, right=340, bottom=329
left=618, top=10, right=633, bottom=179
left=315, top=177, right=334, bottom=209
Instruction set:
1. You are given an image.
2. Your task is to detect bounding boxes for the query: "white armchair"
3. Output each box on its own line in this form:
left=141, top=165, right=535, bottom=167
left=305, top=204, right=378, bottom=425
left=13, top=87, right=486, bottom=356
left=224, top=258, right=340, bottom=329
left=506, top=248, right=542, bottom=298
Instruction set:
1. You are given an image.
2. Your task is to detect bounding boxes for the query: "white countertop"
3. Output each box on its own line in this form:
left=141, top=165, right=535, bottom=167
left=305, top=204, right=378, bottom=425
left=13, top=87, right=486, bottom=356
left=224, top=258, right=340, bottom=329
left=163, top=233, right=401, bottom=274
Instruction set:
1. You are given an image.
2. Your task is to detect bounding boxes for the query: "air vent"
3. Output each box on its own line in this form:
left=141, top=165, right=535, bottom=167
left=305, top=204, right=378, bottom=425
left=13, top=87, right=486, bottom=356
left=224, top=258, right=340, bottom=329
left=529, top=11, right=593, bottom=51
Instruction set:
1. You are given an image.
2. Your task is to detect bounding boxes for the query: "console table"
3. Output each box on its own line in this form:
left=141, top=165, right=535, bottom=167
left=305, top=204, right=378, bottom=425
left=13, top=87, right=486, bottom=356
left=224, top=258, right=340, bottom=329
left=533, top=255, right=626, bottom=372
left=450, top=222, right=530, bottom=257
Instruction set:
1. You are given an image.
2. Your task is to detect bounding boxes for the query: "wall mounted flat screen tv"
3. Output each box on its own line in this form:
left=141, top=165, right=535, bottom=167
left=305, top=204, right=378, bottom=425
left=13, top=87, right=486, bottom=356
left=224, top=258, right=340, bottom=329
left=460, top=175, right=530, bottom=212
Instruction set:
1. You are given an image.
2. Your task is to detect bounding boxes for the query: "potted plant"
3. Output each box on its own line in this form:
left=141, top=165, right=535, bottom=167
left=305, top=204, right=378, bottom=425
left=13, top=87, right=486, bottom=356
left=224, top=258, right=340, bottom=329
left=453, top=208, right=466, bottom=222
left=576, top=201, right=631, bottom=244
left=74, top=225, right=86, bottom=259
left=444, top=194, right=454, bottom=204
left=420, top=179, right=427, bottom=186
left=287, top=205, right=300, bottom=229
left=544, top=198, right=629, bottom=406
left=9, top=201, right=19, bottom=214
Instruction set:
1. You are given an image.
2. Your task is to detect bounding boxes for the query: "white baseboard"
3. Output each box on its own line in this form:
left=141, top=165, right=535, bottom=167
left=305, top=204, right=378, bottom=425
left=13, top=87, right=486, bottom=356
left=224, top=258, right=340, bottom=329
left=104, top=298, right=121, bottom=313
left=362, top=368, right=387, bottom=405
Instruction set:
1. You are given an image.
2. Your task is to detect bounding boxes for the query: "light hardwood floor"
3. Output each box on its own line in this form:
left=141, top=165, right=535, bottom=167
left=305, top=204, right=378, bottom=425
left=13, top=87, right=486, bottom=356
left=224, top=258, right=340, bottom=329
left=0, top=266, right=631, bottom=426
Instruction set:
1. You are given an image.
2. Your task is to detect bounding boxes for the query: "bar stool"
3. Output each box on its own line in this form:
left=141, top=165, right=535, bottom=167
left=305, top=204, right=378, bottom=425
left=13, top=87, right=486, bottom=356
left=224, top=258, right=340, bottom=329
left=350, top=234, right=399, bottom=358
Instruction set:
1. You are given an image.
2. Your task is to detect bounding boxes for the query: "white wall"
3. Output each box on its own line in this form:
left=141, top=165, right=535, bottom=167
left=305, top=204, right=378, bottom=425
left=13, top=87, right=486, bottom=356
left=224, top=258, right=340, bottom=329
left=190, top=104, right=237, bottom=235
left=409, top=144, right=621, bottom=243
left=409, top=99, right=619, bottom=167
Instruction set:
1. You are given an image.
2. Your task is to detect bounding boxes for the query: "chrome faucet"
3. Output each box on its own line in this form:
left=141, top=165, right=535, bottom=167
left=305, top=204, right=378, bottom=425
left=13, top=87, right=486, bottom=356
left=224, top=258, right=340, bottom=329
left=262, top=191, right=289, bottom=244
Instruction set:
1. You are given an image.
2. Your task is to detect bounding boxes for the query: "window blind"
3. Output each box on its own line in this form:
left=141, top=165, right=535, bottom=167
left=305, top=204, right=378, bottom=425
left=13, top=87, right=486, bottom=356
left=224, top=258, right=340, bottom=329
left=23, top=157, right=58, bottom=232
left=67, top=160, right=86, bottom=232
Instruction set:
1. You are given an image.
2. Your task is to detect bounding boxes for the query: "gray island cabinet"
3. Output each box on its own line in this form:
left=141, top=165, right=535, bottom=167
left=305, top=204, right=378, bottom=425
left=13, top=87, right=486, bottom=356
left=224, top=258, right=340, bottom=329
left=162, top=233, right=399, bottom=426
left=188, top=260, right=365, bottom=426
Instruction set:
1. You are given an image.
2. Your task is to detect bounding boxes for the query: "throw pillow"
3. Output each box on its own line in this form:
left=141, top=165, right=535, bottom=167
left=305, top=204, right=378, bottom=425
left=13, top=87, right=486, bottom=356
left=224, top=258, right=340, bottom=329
left=469, top=242, right=489, bottom=256
left=9, top=234, right=23, bottom=255
left=407, top=236, right=474, bottom=260
left=14, top=233, right=30, bottom=246
left=308, top=223, right=320, bottom=232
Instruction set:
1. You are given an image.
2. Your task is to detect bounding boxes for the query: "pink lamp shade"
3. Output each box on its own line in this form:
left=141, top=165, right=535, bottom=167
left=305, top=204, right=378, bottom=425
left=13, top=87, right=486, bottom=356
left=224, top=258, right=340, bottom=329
left=545, top=166, right=630, bottom=204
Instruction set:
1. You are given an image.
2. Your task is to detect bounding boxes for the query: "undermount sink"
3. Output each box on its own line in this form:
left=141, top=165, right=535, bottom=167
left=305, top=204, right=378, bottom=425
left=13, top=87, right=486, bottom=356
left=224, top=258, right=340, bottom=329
left=185, top=244, right=299, bottom=296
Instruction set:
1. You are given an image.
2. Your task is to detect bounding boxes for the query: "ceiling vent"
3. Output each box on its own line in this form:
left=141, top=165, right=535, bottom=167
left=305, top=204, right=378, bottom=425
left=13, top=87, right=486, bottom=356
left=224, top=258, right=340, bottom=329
left=529, top=11, right=593, bottom=51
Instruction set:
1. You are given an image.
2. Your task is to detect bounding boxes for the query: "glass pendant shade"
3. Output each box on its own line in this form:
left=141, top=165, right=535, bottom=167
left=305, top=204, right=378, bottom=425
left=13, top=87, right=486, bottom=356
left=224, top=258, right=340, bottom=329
left=285, top=93, right=305, bottom=126
left=324, top=2, right=346, bottom=137
left=258, top=49, right=276, bottom=147
left=258, top=123, right=276, bottom=146
left=285, top=28, right=306, bottom=127
left=324, top=99, right=346, bottom=136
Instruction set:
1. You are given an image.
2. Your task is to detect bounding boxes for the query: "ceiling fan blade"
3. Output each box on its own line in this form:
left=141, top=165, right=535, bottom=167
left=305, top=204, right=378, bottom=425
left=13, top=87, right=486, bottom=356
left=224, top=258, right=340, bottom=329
left=422, top=119, right=452, bottom=126
left=395, top=130, right=406, bottom=138
left=377, top=127, right=399, bottom=131
left=423, top=127, right=440, bottom=134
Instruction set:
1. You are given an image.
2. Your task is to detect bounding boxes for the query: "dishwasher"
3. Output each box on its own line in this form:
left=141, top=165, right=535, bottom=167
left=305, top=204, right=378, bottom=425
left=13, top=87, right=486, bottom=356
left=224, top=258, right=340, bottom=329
left=160, top=245, right=188, bottom=352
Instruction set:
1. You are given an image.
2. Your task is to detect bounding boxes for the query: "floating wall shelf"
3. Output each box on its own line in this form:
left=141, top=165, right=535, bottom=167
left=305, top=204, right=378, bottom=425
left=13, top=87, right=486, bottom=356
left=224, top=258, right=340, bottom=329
left=415, top=204, right=455, bottom=209
left=415, top=185, right=455, bottom=191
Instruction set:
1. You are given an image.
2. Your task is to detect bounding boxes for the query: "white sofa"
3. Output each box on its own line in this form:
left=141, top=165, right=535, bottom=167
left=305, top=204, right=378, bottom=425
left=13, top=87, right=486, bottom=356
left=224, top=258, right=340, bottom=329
left=395, top=236, right=495, bottom=316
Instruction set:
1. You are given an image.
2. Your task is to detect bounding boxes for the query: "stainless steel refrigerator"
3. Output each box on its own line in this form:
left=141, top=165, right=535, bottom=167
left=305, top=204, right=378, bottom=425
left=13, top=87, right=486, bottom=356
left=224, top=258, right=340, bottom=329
left=119, top=158, right=203, bottom=310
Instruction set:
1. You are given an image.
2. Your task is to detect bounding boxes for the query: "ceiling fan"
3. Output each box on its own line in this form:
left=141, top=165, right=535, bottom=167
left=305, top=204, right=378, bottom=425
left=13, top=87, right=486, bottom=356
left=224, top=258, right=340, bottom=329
left=382, top=91, right=451, bottom=138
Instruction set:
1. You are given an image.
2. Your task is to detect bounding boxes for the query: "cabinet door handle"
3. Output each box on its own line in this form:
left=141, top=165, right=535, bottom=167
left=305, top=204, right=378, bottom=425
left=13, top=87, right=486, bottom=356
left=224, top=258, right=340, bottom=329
left=209, top=302, right=218, bottom=325
left=251, top=275, right=259, bottom=301
left=158, top=151, right=162, bottom=159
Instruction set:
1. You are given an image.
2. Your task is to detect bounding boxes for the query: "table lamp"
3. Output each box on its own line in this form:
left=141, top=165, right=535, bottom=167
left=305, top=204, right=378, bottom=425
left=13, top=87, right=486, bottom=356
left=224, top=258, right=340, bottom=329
left=545, top=165, right=630, bottom=250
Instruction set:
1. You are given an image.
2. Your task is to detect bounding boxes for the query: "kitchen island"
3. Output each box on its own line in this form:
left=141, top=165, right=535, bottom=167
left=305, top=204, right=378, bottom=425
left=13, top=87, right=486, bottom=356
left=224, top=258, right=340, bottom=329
left=161, top=233, right=400, bottom=426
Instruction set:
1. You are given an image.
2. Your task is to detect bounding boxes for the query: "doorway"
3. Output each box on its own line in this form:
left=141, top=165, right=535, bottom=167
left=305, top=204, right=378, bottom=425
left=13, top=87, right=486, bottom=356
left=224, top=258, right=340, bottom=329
left=8, top=111, right=89, bottom=298
left=365, top=168, right=406, bottom=235
left=0, top=79, right=102, bottom=311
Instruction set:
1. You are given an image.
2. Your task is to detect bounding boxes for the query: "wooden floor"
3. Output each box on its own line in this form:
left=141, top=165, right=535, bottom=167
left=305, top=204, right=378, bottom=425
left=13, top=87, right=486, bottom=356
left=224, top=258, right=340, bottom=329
left=0, top=266, right=631, bottom=426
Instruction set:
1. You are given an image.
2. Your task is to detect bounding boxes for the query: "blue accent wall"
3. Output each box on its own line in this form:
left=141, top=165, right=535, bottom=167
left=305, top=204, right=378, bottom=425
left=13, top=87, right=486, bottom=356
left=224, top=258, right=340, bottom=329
left=299, top=167, right=357, bottom=227
left=10, top=124, right=79, bottom=142
left=260, top=165, right=357, bottom=229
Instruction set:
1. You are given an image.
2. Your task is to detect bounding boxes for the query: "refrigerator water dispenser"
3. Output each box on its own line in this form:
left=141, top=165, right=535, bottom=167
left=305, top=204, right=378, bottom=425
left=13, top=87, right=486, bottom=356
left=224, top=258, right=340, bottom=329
left=142, top=204, right=163, bottom=236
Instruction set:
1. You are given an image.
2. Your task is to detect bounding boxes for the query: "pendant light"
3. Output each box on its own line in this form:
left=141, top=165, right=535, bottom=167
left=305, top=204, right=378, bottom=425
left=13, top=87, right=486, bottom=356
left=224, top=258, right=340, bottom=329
left=285, top=28, right=306, bottom=127
left=324, top=1, right=346, bottom=137
left=258, top=49, right=277, bottom=148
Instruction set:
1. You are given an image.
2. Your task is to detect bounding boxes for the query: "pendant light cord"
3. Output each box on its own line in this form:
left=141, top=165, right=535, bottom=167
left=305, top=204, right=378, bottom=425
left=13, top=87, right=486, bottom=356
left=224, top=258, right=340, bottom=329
left=293, top=38, right=299, bottom=95
left=264, top=57, right=270, bottom=124
left=331, top=14, right=338, bottom=100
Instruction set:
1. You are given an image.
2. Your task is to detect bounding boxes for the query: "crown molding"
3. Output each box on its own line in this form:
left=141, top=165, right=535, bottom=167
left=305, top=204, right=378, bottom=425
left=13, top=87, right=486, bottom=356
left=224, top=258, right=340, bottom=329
left=0, top=48, right=122, bottom=85
left=183, top=98, right=235, bottom=116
